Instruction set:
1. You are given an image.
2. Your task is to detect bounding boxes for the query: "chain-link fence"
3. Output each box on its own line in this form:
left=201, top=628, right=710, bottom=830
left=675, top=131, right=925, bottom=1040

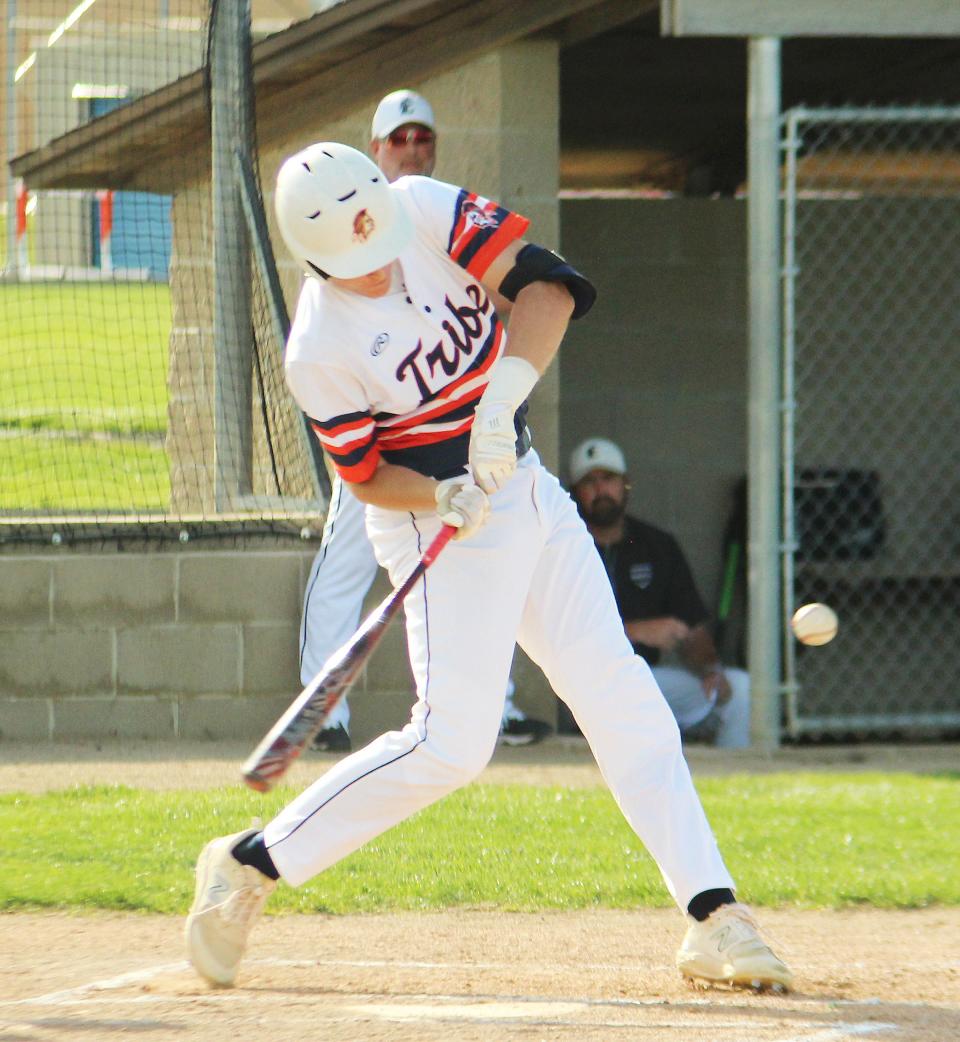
left=781, top=106, right=960, bottom=737
left=2, top=1, right=325, bottom=548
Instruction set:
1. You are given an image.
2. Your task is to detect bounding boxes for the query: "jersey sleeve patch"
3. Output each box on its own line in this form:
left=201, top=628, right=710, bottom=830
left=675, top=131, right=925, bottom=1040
left=310, top=410, right=380, bottom=483
left=448, top=190, right=530, bottom=279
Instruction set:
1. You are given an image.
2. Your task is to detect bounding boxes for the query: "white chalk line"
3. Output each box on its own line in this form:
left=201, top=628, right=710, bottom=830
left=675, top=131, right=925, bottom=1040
left=0, top=962, right=190, bottom=1007
left=0, top=956, right=910, bottom=1039
left=763, top=1026, right=897, bottom=1042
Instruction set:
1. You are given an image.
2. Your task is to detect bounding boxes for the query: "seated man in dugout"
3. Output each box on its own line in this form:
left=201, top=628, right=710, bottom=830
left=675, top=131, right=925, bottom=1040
left=563, top=437, right=751, bottom=749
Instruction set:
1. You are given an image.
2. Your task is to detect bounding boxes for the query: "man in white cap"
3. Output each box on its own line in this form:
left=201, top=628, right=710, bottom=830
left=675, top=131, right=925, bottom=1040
left=300, top=88, right=548, bottom=752
left=370, top=88, right=438, bottom=181
left=566, top=437, right=751, bottom=748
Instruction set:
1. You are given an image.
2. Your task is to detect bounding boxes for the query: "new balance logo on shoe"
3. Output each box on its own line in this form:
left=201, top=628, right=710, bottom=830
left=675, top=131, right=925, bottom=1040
left=676, top=903, right=792, bottom=992
left=714, top=926, right=732, bottom=952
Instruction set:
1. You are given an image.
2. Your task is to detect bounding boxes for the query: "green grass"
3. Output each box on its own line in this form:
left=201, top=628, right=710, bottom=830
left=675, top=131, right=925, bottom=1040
left=0, top=283, right=170, bottom=434
left=0, top=433, right=169, bottom=511
left=0, top=282, right=171, bottom=511
left=0, top=773, right=956, bottom=915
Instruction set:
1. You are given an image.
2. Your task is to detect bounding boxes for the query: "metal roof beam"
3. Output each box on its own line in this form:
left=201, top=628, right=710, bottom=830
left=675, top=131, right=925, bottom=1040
left=661, top=0, right=960, bottom=37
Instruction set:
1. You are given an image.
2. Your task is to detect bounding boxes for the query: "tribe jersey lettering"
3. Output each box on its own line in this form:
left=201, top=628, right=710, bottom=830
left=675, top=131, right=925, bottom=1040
left=284, top=176, right=531, bottom=482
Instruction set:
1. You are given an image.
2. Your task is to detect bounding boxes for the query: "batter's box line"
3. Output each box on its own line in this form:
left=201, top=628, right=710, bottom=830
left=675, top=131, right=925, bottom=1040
left=0, top=955, right=908, bottom=1040
left=768, top=1027, right=897, bottom=1042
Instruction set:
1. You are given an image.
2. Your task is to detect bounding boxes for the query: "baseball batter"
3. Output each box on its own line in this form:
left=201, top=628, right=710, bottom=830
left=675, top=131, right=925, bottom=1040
left=302, top=88, right=546, bottom=750
left=186, top=143, right=791, bottom=993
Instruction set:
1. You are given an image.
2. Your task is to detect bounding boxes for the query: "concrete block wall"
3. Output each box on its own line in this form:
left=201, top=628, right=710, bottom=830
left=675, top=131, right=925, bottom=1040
left=559, top=197, right=748, bottom=610
left=0, top=548, right=417, bottom=745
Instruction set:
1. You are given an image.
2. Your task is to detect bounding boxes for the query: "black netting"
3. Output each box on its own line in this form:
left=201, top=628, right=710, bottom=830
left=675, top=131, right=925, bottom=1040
left=2, top=1, right=326, bottom=549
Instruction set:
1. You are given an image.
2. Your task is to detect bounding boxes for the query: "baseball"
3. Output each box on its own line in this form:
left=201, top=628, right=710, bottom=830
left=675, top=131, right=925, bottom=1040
left=791, top=602, right=839, bottom=646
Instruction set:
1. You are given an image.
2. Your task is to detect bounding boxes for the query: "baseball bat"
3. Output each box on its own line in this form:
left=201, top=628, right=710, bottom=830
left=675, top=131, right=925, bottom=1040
left=241, top=523, right=457, bottom=792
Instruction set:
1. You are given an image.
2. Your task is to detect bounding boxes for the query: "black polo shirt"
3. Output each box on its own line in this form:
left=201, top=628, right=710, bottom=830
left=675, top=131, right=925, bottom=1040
left=593, top=515, right=709, bottom=666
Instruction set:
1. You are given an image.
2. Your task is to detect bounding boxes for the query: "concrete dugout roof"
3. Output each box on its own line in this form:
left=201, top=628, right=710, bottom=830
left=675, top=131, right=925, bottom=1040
left=11, top=0, right=649, bottom=193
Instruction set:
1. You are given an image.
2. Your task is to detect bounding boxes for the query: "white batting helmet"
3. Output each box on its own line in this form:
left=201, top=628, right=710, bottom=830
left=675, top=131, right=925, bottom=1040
left=274, top=142, right=413, bottom=279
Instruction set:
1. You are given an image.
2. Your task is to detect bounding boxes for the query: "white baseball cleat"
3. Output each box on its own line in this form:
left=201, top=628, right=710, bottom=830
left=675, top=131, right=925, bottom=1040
left=676, top=902, right=793, bottom=991
left=185, top=827, right=276, bottom=986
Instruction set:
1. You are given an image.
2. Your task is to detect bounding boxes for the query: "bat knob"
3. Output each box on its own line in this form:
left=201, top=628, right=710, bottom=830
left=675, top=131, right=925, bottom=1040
left=242, top=771, right=273, bottom=793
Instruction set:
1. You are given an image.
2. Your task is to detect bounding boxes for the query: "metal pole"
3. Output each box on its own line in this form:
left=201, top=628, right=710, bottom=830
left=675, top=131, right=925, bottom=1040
left=5, top=0, right=18, bottom=280
left=781, top=108, right=801, bottom=738
left=746, top=37, right=782, bottom=751
left=211, top=0, right=253, bottom=508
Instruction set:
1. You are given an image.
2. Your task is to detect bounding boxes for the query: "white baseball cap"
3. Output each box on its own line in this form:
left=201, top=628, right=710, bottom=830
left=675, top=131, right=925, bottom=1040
left=371, top=89, right=435, bottom=140
left=569, top=437, right=627, bottom=485
left=274, top=142, right=413, bottom=279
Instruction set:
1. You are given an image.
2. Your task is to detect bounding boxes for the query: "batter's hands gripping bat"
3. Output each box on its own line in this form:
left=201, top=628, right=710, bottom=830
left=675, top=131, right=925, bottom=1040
left=242, top=523, right=457, bottom=793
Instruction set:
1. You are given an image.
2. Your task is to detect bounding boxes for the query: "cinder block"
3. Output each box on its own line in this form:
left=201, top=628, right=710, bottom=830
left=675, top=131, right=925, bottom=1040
left=0, top=629, right=113, bottom=697
left=360, top=610, right=415, bottom=694
left=242, top=622, right=301, bottom=695
left=117, top=625, right=240, bottom=695
left=53, top=696, right=176, bottom=740
left=0, top=698, right=51, bottom=740
left=0, top=559, right=51, bottom=626
left=673, top=199, right=746, bottom=264
left=349, top=687, right=416, bottom=747
left=179, top=554, right=302, bottom=623
left=500, top=40, right=559, bottom=130
left=53, top=556, right=175, bottom=626
left=430, top=52, right=502, bottom=134
left=510, top=650, right=557, bottom=730
left=178, top=693, right=293, bottom=741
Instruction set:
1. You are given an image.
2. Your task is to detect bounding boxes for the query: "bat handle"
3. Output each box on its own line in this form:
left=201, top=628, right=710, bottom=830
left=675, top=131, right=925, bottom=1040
left=424, top=523, right=457, bottom=563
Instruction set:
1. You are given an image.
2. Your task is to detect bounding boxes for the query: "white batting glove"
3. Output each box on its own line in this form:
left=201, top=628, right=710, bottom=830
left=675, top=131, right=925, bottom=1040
left=469, top=404, right=519, bottom=494
left=469, top=357, right=540, bottom=494
left=435, top=477, right=490, bottom=541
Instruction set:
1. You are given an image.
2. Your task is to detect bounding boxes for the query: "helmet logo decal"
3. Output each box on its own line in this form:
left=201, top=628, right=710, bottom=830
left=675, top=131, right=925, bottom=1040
left=353, top=209, right=376, bottom=243
left=400, top=98, right=414, bottom=114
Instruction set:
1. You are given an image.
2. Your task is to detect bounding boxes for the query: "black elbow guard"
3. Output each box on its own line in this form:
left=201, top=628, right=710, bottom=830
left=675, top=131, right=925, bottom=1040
left=498, top=243, right=597, bottom=319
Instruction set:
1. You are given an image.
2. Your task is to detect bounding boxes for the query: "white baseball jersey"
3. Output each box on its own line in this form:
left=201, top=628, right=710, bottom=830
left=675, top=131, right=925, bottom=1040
left=285, top=175, right=529, bottom=485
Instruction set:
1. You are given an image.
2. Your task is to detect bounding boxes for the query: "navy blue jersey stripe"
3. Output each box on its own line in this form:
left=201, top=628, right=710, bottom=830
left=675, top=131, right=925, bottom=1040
left=326, top=438, right=376, bottom=471
left=447, top=188, right=469, bottom=254
left=378, top=398, right=479, bottom=436
left=310, top=408, right=371, bottom=433
left=381, top=432, right=472, bottom=480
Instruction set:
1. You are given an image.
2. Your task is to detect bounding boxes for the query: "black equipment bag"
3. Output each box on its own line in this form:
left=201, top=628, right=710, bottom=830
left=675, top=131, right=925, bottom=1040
left=794, top=468, right=886, bottom=561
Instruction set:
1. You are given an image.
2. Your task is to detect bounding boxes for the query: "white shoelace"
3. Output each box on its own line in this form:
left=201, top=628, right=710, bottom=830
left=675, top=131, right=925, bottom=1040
left=219, top=882, right=269, bottom=929
left=718, top=903, right=791, bottom=956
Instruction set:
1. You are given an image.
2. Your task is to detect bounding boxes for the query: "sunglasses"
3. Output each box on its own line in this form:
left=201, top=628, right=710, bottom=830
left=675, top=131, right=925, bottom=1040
left=387, top=127, right=435, bottom=147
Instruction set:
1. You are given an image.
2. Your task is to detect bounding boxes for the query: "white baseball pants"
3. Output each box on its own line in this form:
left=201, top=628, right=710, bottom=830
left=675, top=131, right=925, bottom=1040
left=300, top=477, right=523, bottom=732
left=654, top=666, right=752, bottom=748
left=299, top=478, right=378, bottom=730
left=267, top=453, right=735, bottom=909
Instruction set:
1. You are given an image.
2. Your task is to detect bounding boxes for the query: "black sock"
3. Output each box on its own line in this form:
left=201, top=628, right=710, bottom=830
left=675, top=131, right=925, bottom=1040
left=687, top=888, right=735, bottom=922
left=232, top=831, right=280, bottom=881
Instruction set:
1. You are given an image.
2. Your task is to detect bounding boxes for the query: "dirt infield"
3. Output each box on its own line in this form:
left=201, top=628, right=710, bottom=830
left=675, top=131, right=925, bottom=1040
left=2, top=907, right=957, bottom=1042
left=1, top=739, right=958, bottom=1041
